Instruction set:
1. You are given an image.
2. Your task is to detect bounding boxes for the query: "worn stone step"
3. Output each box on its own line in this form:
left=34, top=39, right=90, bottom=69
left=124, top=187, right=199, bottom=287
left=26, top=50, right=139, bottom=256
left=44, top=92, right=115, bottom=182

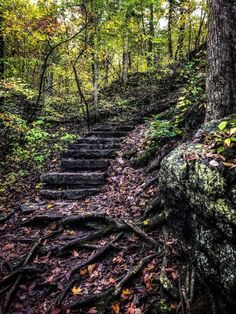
left=87, top=131, right=127, bottom=138
left=92, top=125, right=134, bottom=132
left=61, top=159, right=109, bottom=171
left=40, top=188, right=100, bottom=200
left=41, top=172, right=106, bottom=187
left=62, top=149, right=114, bottom=159
left=76, top=138, right=121, bottom=144
left=68, top=143, right=119, bottom=150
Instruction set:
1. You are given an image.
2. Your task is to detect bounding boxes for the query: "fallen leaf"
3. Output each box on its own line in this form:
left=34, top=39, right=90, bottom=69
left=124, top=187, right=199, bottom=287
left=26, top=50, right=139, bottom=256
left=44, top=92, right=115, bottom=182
left=80, top=268, right=88, bottom=276
left=73, top=250, right=79, bottom=257
left=143, top=273, right=152, bottom=289
left=88, top=264, right=97, bottom=275
left=71, top=286, right=83, bottom=296
left=126, top=303, right=136, bottom=314
left=88, top=307, right=98, bottom=314
left=112, top=256, right=123, bottom=264
left=2, top=243, right=14, bottom=250
left=112, top=302, right=120, bottom=314
left=122, top=288, right=132, bottom=296
left=171, top=303, right=178, bottom=310
left=51, top=307, right=62, bottom=314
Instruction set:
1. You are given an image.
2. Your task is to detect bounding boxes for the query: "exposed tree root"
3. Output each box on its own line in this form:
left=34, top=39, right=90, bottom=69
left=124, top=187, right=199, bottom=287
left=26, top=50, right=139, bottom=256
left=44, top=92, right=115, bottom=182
left=0, top=211, right=14, bottom=224
left=21, top=214, right=63, bottom=226
left=0, top=266, right=43, bottom=289
left=1, top=203, right=176, bottom=313
left=144, top=209, right=172, bottom=230
left=143, top=175, right=159, bottom=190
left=54, top=226, right=116, bottom=255
left=54, top=234, right=123, bottom=307
left=68, top=254, right=157, bottom=311
left=70, top=233, right=123, bottom=278
left=123, top=219, right=160, bottom=250
left=1, top=238, right=43, bottom=313
left=0, top=228, right=61, bottom=313
left=61, top=213, right=124, bottom=229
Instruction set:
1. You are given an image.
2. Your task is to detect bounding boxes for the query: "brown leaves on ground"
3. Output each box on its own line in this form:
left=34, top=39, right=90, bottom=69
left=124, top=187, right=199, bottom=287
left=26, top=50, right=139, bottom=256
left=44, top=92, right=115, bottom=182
left=0, top=124, right=180, bottom=313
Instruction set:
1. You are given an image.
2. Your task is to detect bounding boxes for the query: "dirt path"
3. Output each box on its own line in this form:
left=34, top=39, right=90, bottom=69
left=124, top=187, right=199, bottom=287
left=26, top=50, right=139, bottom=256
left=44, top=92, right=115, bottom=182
left=0, top=124, right=181, bottom=314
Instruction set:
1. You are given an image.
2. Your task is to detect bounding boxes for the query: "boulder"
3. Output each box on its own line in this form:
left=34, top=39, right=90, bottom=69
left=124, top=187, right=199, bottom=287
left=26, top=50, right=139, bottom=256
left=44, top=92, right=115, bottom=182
left=159, top=126, right=236, bottom=311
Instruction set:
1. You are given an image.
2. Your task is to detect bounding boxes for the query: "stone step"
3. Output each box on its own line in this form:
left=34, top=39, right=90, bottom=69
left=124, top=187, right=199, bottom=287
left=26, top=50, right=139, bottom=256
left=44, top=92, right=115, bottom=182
left=68, top=143, right=119, bottom=150
left=87, top=131, right=127, bottom=138
left=40, top=188, right=100, bottom=200
left=41, top=172, right=106, bottom=187
left=92, top=125, right=134, bottom=132
left=61, top=159, right=109, bottom=171
left=62, top=149, right=114, bottom=159
left=76, top=138, right=121, bottom=144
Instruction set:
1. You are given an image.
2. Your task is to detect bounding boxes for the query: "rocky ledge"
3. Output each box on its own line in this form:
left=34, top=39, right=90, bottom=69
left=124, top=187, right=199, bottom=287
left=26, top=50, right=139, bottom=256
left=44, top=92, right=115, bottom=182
left=159, top=120, right=236, bottom=312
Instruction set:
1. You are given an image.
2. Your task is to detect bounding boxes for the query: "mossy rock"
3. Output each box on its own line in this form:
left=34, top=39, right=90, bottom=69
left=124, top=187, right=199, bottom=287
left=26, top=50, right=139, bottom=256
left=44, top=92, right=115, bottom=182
left=158, top=117, right=236, bottom=309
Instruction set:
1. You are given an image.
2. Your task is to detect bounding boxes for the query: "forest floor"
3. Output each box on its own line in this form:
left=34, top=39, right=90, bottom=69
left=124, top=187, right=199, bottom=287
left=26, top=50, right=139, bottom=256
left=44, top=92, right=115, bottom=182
left=0, top=123, right=184, bottom=314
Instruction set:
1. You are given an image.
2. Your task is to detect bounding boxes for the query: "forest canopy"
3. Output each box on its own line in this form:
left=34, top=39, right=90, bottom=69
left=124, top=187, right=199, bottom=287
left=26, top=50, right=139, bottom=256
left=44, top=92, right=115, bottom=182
left=0, top=0, right=207, bottom=121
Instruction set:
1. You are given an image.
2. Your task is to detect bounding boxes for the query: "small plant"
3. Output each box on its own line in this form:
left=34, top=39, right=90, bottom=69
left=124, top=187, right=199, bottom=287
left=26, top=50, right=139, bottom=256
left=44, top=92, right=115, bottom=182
left=205, top=115, right=236, bottom=157
left=148, top=118, right=183, bottom=144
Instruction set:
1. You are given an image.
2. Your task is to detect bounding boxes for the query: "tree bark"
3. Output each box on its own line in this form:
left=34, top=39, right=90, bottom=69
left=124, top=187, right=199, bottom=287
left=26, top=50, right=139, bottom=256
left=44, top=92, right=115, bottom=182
left=92, top=50, right=99, bottom=118
left=167, top=0, right=174, bottom=59
left=195, top=9, right=206, bottom=51
left=0, top=14, right=4, bottom=79
left=147, top=3, right=155, bottom=67
left=175, top=6, right=186, bottom=60
left=0, top=14, right=4, bottom=109
left=206, top=0, right=236, bottom=120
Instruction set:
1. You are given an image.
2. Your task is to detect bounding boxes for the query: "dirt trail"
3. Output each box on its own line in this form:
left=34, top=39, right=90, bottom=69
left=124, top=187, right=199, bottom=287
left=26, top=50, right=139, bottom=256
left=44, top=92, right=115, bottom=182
left=0, top=124, right=181, bottom=314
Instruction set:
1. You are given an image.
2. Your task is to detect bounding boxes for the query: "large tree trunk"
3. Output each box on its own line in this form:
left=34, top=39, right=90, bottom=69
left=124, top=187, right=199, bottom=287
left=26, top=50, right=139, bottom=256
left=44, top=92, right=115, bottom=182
left=206, top=0, right=236, bottom=120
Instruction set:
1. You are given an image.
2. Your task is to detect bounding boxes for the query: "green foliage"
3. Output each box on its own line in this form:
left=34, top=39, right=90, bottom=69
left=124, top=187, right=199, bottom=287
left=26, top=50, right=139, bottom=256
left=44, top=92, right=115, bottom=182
left=205, top=115, right=236, bottom=157
left=0, top=78, right=37, bottom=114
left=148, top=119, right=183, bottom=142
left=174, top=61, right=206, bottom=128
left=60, top=133, right=78, bottom=142
left=0, top=113, right=78, bottom=194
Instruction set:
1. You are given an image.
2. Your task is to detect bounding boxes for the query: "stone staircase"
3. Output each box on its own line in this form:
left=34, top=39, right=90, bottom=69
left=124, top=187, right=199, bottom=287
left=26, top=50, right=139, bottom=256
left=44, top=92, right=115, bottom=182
left=40, top=123, right=135, bottom=200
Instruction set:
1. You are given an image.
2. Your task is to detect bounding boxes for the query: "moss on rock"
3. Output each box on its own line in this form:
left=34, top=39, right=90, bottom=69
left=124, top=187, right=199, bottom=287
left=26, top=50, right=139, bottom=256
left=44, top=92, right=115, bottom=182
left=159, top=120, right=236, bottom=308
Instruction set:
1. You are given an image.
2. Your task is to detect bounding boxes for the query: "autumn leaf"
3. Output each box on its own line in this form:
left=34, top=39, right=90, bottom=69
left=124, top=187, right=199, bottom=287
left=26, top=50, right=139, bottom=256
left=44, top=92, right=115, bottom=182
left=88, top=264, right=96, bottom=275
left=108, top=277, right=116, bottom=284
left=2, top=243, right=14, bottom=251
left=121, top=288, right=133, bottom=300
left=143, top=219, right=149, bottom=226
left=143, top=273, right=152, bottom=289
left=122, top=288, right=132, bottom=295
left=88, top=307, right=98, bottom=314
left=112, top=302, right=120, bottom=314
left=73, top=250, right=79, bottom=257
left=51, top=307, right=62, bottom=314
left=112, top=256, right=123, bottom=263
left=80, top=268, right=88, bottom=276
left=71, top=286, right=83, bottom=295
left=171, top=303, right=178, bottom=310
left=126, top=303, right=136, bottom=314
